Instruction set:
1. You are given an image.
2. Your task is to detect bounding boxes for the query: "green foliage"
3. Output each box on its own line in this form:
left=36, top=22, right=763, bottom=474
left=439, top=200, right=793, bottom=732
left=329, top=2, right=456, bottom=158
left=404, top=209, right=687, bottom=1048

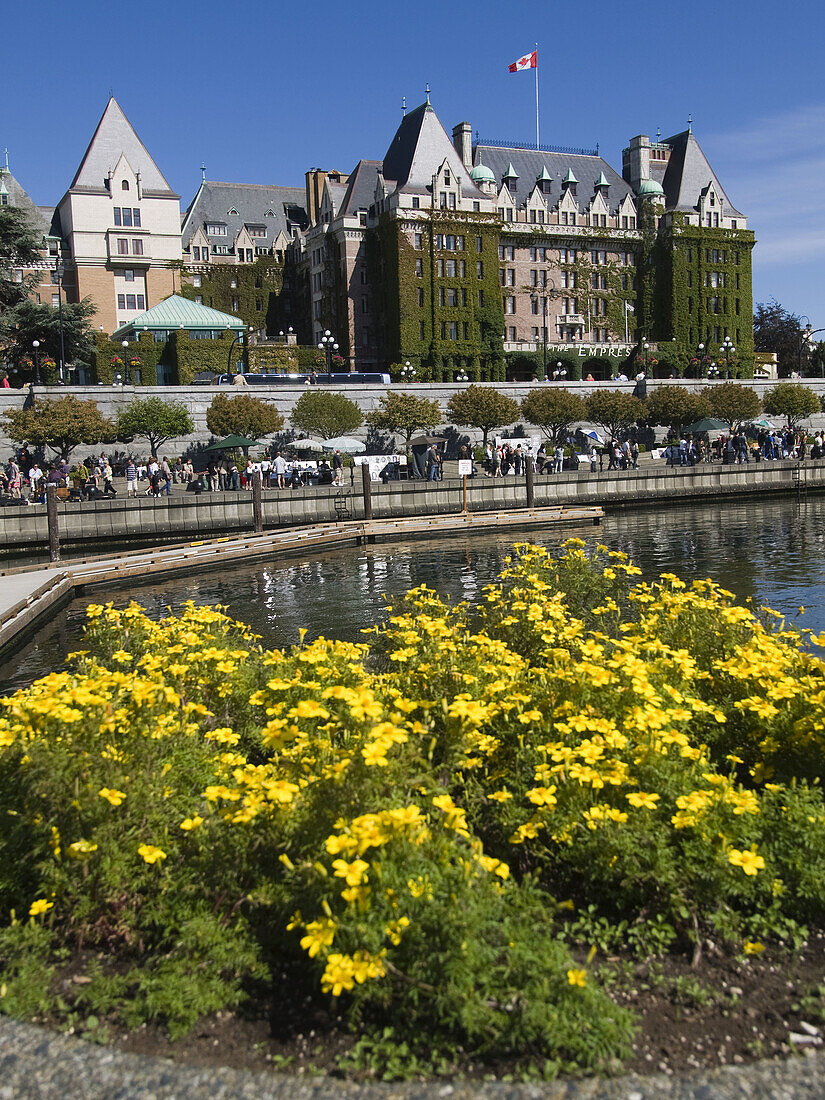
left=115, top=397, right=194, bottom=457
left=763, top=382, right=820, bottom=430
left=366, top=391, right=442, bottom=450
left=584, top=391, right=643, bottom=441
left=206, top=393, right=284, bottom=441
left=704, top=382, right=761, bottom=431
left=290, top=390, right=363, bottom=440
left=1, top=298, right=97, bottom=383
left=446, top=385, right=520, bottom=447
left=179, top=257, right=287, bottom=336
left=3, top=396, right=116, bottom=460
left=754, top=300, right=807, bottom=378
left=643, top=385, right=711, bottom=435
left=0, top=205, right=43, bottom=313
left=521, top=389, right=585, bottom=444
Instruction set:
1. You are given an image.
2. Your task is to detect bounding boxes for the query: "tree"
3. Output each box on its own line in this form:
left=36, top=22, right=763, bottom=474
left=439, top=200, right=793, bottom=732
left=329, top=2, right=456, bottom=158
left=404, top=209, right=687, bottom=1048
left=290, top=391, right=363, bottom=440
left=206, top=393, right=284, bottom=441
left=367, top=391, right=442, bottom=451
left=753, top=300, right=807, bottom=377
left=763, top=382, right=820, bottom=431
left=520, top=389, right=585, bottom=444
left=116, top=397, right=194, bottom=458
left=585, top=391, right=644, bottom=442
left=3, top=396, right=116, bottom=460
left=446, top=385, right=520, bottom=449
left=1, top=298, right=97, bottom=380
left=0, top=205, right=42, bottom=312
left=643, top=385, right=711, bottom=437
left=704, top=382, right=761, bottom=433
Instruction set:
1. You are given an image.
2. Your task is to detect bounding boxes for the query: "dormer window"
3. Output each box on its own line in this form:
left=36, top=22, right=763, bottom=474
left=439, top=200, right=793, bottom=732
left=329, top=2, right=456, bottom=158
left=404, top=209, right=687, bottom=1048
left=121, top=180, right=129, bottom=191
left=264, top=209, right=275, bottom=217
left=444, top=169, right=451, bottom=186
left=227, top=207, right=240, bottom=215
left=709, top=194, right=715, bottom=207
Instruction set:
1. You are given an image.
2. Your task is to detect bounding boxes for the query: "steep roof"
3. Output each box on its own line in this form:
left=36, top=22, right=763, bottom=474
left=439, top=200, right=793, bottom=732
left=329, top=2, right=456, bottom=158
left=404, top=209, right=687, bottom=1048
left=68, top=98, right=177, bottom=197
left=337, top=159, right=382, bottom=217
left=473, top=143, right=634, bottom=213
left=655, top=129, right=743, bottom=218
left=0, top=164, right=54, bottom=235
left=181, top=181, right=308, bottom=249
left=382, top=101, right=479, bottom=195
left=111, top=294, right=245, bottom=338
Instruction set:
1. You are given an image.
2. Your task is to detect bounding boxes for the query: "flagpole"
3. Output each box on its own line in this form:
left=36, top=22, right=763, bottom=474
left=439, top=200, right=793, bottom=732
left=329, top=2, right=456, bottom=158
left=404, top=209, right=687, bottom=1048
left=535, top=44, right=539, bottom=148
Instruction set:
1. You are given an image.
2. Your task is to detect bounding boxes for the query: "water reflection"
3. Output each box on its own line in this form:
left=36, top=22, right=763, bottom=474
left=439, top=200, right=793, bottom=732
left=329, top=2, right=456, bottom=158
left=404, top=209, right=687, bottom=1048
left=2, top=496, right=824, bottom=694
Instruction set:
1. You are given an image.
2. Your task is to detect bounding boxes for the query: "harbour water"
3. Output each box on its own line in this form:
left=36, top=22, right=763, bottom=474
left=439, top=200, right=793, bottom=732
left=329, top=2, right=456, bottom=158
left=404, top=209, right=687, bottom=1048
left=2, top=495, right=824, bottom=693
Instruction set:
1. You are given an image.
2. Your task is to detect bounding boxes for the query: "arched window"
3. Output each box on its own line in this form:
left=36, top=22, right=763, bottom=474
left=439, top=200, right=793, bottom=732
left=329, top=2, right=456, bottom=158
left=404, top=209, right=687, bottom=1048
left=122, top=180, right=129, bottom=190
left=227, top=207, right=239, bottom=215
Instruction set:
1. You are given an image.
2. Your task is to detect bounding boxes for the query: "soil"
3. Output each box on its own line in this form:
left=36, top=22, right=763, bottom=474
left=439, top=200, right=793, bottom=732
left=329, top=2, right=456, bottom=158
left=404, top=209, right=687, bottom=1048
left=66, top=932, right=825, bottom=1083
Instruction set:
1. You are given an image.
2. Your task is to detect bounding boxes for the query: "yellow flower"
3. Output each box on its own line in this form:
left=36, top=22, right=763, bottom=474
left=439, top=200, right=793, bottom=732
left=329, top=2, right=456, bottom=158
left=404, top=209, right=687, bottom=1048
left=567, top=968, right=587, bottom=987
left=28, top=899, right=53, bottom=917
left=743, top=940, right=765, bottom=955
left=626, top=792, right=660, bottom=810
left=179, top=816, right=203, bottom=831
left=66, top=839, right=98, bottom=859
left=332, top=858, right=370, bottom=886
left=300, top=918, right=336, bottom=958
left=728, top=846, right=765, bottom=876
left=138, top=844, right=167, bottom=864
left=98, top=787, right=127, bottom=806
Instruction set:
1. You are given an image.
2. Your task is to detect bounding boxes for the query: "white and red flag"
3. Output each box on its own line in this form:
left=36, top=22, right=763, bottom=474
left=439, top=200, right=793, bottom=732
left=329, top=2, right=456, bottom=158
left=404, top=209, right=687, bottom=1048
left=508, top=50, right=537, bottom=72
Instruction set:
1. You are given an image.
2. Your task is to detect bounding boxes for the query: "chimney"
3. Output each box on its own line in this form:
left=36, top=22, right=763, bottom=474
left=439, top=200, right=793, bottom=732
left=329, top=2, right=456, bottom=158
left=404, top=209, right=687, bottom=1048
left=452, top=122, right=473, bottom=170
left=622, top=134, right=650, bottom=191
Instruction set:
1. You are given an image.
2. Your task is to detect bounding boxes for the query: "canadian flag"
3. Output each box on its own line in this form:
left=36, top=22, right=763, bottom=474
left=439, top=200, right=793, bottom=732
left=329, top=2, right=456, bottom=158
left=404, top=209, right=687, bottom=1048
left=509, top=50, right=537, bottom=72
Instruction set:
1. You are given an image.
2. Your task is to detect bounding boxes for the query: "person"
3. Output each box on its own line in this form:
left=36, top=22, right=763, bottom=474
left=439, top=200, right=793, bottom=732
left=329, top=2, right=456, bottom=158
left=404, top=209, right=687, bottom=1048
left=102, top=460, right=117, bottom=496
left=332, top=449, right=344, bottom=486
left=160, top=457, right=172, bottom=495
left=7, top=458, right=21, bottom=498
left=426, top=443, right=440, bottom=481
left=28, top=462, right=44, bottom=502
left=1, top=374, right=9, bottom=388
left=125, top=458, right=138, bottom=497
left=317, top=460, right=333, bottom=485
left=23, top=382, right=35, bottom=410
left=233, top=372, right=248, bottom=386
left=589, top=445, right=598, bottom=474
left=272, top=451, right=288, bottom=488
left=630, top=440, right=639, bottom=470
left=229, top=461, right=240, bottom=491
left=147, top=458, right=161, bottom=496
left=553, top=444, right=564, bottom=474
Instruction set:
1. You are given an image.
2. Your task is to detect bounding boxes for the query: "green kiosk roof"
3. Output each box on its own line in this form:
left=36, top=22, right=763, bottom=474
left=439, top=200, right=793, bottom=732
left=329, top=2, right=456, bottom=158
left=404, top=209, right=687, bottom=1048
left=112, top=295, right=246, bottom=339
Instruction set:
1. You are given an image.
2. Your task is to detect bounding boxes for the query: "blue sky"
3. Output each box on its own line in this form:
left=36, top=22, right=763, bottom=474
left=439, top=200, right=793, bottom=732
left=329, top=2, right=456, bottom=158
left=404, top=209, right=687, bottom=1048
left=5, top=0, right=825, bottom=328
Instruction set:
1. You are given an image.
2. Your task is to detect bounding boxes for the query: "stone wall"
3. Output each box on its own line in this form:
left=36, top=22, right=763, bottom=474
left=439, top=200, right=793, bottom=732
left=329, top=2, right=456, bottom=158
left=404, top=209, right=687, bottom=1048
left=0, top=380, right=824, bottom=457
left=0, top=460, right=821, bottom=553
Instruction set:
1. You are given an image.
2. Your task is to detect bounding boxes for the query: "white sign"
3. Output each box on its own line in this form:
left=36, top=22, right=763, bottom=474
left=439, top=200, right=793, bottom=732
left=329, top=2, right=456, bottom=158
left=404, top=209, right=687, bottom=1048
left=495, top=435, right=541, bottom=455
left=353, top=454, right=407, bottom=481
left=457, top=460, right=473, bottom=477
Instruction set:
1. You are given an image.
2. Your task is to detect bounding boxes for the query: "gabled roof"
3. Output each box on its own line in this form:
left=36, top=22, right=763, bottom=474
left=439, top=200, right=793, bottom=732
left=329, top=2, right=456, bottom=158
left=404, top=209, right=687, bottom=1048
left=111, top=294, right=245, bottom=338
left=181, top=181, right=308, bottom=248
left=655, top=129, right=743, bottom=218
left=338, top=160, right=383, bottom=217
left=382, top=101, right=479, bottom=194
left=473, top=144, right=634, bottom=213
left=68, top=98, right=177, bottom=197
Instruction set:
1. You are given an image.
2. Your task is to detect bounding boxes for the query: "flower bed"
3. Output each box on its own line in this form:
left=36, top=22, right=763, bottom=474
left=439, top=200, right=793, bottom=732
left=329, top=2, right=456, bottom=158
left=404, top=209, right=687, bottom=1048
left=2, top=541, right=825, bottom=1079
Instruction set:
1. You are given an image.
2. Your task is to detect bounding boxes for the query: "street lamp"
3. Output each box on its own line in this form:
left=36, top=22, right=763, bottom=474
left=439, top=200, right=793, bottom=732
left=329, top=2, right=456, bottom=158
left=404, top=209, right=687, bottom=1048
left=318, top=330, right=338, bottom=372
left=696, top=342, right=705, bottom=378
left=551, top=360, right=567, bottom=382
left=530, top=292, right=548, bottom=379
left=400, top=360, right=416, bottom=383
left=643, top=341, right=650, bottom=374
left=54, top=255, right=65, bottom=382
left=455, top=368, right=468, bottom=383
left=707, top=361, right=720, bottom=380
left=226, top=326, right=253, bottom=376
left=721, top=335, right=735, bottom=379
left=32, top=341, right=41, bottom=384
left=797, top=323, right=825, bottom=378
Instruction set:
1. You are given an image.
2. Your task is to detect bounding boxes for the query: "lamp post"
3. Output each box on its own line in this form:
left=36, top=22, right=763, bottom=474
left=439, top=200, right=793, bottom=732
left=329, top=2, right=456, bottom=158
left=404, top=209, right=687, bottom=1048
left=32, top=340, right=41, bottom=385
left=455, top=368, right=468, bottom=383
left=696, top=342, right=705, bottom=378
left=318, top=330, right=338, bottom=372
left=551, top=360, right=567, bottom=382
left=400, top=360, right=416, bottom=383
left=643, top=341, right=650, bottom=374
left=707, top=361, right=720, bottom=380
left=798, top=323, right=825, bottom=378
left=55, top=255, right=65, bottom=382
left=226, top=326, right=252, bottom=376
left=721, top=335, right=735, bottom=379
left=530, top=292, right=548, bottom=379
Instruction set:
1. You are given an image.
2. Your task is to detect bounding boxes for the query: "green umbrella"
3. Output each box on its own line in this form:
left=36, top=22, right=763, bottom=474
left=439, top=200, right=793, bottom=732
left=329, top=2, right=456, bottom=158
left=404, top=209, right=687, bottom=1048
left=685, top=418, right=728, bottom=433
left=204, top=434, right=260, bottom=451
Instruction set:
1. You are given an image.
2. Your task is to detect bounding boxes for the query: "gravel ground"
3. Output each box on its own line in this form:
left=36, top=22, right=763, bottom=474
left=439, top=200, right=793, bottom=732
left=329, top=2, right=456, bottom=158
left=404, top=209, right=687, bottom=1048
left=1, top=1017, right=824, bottom=1100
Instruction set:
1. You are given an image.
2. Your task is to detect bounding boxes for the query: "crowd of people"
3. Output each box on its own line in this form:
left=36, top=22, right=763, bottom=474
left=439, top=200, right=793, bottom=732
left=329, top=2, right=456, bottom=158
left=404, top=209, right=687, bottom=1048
left=665, top=428, right=818, bottom=466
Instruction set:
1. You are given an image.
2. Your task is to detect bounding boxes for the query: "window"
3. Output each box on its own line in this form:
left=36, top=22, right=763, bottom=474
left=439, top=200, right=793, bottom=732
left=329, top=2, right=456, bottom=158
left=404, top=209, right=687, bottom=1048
left=114, top=207, right=121, bottom=226
left=504, top=296, right=515, bottom=314
left=478, top=289, right=484, bottom=307
left=50, top=292, right=60, bottom=307
left=506, top=268, right=515, bottom=286
left=446, top=288, right=458, bottom=307
left=230, top=277, right=238, bottom=288
left=420, top=321, right=426, bottom=340
left=415, top=258, right=423, bottom=277
left=418, top=287, right=425, bottom=306
left=132, top=239, right=143, bottom=255
left=202, top=248, right=209, bottom=260
left=117, top=294, right=126, bottom=309
left=207, top=223, right=227, bottom=236
left=125, top=294, right=137, bottom=310
left=195, top=295, right=203, bottom=305
left=192, top=246, right=200, bottom=261
left=361, top=296, right=368, bottom=314
left=122, top=180, right=129, bottom=190
left=117, top=238, right=128, bottom=255
left=248, top=226, right=266, bottom=237
left=137, top=295, right=145, bottom=310
left=414, top=233, right=423, bottom=249
left=476, top=236, right=483, bottom=253
left=446, top=260, right=457, bottom=277
left=254, top=275, right=263, bottom=288
left=508, top=326, right=517, bottom=341
left=449, top=321, right=458, bottom=340
left=412, top=197, right=420, bottom=209
left=192, top=273, right=201, bottom=288
left=256, top=298, right=263, bottom=311
left=477, top=261, right=483, bottom=278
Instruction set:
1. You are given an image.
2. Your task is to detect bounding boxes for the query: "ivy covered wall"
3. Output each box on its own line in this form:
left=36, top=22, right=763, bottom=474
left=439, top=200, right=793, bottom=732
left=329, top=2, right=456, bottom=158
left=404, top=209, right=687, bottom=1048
left=179, top=257, right=297, bottom=337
